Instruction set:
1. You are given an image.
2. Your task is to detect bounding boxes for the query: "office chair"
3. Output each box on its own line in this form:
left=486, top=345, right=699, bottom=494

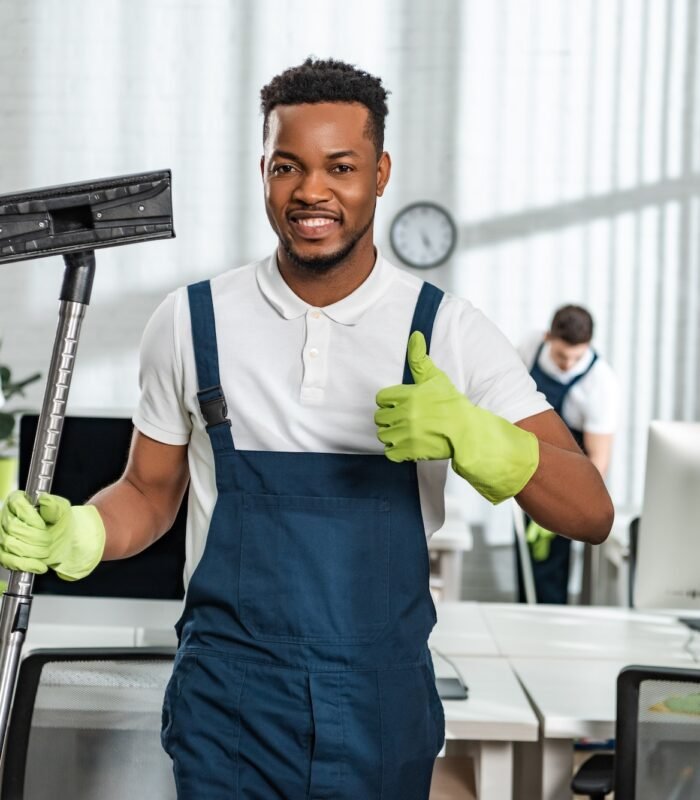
left=1, top=647, right=176, bottom=800
left=571, top=665, right=700, bottom=800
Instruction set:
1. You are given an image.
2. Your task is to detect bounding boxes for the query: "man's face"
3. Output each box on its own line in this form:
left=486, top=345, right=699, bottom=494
left=261, top=102, right=390, bottom=272
left=546, top=336, right=590, bottom=372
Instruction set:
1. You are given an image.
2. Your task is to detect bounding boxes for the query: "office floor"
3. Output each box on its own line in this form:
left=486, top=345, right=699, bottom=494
left=430, top=757, right=476, bottom=799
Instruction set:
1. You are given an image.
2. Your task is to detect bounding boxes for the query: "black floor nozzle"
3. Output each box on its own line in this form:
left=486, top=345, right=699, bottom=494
left=0, top=170, right=174, bottom=265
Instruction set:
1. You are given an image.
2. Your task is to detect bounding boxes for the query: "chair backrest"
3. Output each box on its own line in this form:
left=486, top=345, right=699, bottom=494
left=615, top=665, right=700, bottom=800
left=1, top=647, right=176, bottom=800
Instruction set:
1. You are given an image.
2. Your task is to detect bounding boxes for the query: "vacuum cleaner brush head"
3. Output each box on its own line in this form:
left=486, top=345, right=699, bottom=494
left=0, top=170, right=174, bottom=264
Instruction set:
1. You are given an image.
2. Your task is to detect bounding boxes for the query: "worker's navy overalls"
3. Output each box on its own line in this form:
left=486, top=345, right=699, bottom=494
left=516, top=342, right=598, bottom=604
left=161, top=280, right=445, bottom=799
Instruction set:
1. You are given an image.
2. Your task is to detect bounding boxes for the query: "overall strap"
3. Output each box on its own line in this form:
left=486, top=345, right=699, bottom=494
left=187, top=280, right=236, bottom=453
left=402, top=282, right=445, bottom=384
left=563, top=349, right=598, bottom=393
left=532, top=342, right=598, bottom=392
left=530, top=342, right=546, bottom=372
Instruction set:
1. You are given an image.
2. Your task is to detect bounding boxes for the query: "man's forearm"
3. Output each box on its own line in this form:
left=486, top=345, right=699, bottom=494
left=514, top=411, right=614, bottom=543
left=583, top=431, right=613, bottom=478
left=88, top=432, right=190, bottom=562
left=516, top=440, right=613, bottom=543
left=90, top=477, right=180, bottom=560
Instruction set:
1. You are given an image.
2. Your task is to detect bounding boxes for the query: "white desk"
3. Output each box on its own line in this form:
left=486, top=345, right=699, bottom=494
left=430, top=602, right=500, bottom=656
left=23, top=597, right=535, bottom=800
left=481, top=602, right=694, bottom=661
left=28, top=594, right=181, bottom=647
left=432, top=601, right=695, bottom=661
left=433, top=602, right=700, bottom=798
left=27, top=597, right=699, bottom=799
left=437, top=656, right=538, bottom=800
left=510, top=655, right=696, bottom=800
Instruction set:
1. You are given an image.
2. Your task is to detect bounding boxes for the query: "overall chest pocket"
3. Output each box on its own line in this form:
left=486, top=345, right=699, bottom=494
left=238, top=493, right=390, bottom=644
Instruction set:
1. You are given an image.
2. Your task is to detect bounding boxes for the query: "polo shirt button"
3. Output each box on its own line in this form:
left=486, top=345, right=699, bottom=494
left=311, top=310, right=321, bottom=319
left=309, top=348, right=319, bottom=358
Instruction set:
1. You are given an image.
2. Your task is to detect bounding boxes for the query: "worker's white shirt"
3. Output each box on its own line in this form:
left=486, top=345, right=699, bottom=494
left=134, top=253, right=550, bottom=584
left=518, top=332, right=617, bottom=434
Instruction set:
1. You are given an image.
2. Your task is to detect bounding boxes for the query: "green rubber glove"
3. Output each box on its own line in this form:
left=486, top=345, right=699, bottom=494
left=0, top=490, right=105, bottom=581
left=375, top=331, right=539, bottom=504
left=526, top=520, right=557, bottom=561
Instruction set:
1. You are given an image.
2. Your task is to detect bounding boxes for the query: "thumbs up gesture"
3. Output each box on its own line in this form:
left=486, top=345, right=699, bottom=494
left=375, top=332, right=540, bottom=505
left=375, top=331, right=460, bottom=462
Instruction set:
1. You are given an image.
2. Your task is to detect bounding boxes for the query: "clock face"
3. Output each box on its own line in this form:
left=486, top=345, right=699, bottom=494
left=389, top=202, right=457, bottom=269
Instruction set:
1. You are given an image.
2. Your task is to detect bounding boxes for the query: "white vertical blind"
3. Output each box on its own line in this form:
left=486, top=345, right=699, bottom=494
left=451, top=0, right=700, bottom=508
left=0, top=0, right=698, bottom=510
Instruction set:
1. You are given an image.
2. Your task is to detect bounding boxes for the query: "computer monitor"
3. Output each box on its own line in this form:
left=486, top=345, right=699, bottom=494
left=18, top=414, right=186, bottom=600
left=633, top=421, right=700, bottom=610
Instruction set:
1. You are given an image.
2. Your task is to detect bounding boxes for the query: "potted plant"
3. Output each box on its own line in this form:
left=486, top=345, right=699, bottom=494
left=0, top=356, right=41, bottom=501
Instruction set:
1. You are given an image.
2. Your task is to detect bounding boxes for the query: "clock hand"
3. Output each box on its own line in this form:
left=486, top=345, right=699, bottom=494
left=421, top=231, right=432, bottom=249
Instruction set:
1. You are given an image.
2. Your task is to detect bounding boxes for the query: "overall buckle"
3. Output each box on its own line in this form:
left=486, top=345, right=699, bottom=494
left=197, top=385, right=232, bottom=429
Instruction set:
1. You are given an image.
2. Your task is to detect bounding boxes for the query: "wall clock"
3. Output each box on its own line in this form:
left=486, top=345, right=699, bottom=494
left=389, top=202, right=457, bottom=269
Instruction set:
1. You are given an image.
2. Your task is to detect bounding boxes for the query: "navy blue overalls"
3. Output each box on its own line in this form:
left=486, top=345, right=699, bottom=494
left=516, top=342, right=598, bottom=604
left=161, top=280, right=446, bottom=799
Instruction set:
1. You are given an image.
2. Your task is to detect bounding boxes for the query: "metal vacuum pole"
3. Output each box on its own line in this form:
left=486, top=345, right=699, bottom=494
left=0, top=168, right=174, bottom=760
left=0, top=251, right=95, bottom=759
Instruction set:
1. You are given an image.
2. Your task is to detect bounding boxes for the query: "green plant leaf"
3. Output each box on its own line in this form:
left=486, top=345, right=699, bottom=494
left=0, top=413, right=15, bottom=441
left=4, top=372, right=41, bottom=401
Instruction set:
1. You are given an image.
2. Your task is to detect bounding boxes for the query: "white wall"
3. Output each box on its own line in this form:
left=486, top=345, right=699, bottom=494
left=1, top=0, right=699, bottom=515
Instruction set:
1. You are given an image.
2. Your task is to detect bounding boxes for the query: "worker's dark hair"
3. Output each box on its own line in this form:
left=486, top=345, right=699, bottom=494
left=260, top=57, right=390, bottom=156
left=549, top=305, right=594, bottom=345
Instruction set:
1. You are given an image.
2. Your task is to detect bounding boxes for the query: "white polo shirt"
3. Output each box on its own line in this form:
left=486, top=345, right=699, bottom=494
left=518, top=332, right=617, bottom=435
left=134, top=252, right=550, bottom=583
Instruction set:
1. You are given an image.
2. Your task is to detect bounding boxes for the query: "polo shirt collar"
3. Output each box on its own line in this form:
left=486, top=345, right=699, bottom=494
left=541, top=341, right=595, bottom=381
left=256, top=249, right=393, bottom=325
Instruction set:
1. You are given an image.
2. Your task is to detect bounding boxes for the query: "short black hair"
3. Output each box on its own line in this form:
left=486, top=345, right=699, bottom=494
left=260, top=57, right=389, bottom=155
left=550, top=304, right=594, bottom=345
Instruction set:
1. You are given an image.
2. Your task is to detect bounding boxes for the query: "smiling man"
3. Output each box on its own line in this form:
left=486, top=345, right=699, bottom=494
left=0, top=59, right=613, bottom=799
left=260, top=78, right=391, bottom=307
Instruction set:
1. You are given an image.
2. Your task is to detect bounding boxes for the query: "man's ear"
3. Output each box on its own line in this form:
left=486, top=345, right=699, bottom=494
left=260, top=155, right=265, bottom=180
left=376, top=151, right=391, bottom=197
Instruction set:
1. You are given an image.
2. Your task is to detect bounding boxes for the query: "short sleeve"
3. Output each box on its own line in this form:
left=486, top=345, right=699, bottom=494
left=581, top=362, right=618, bottom=434
left=453, top=303, right=551, bottom=423
left=516, top=331, right=545, bottom=370
left=132, top=291, right=192, bottom=445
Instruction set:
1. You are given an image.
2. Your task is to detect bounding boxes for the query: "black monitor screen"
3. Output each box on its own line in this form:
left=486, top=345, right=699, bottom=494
left=18, top=415, right=186, bottom=600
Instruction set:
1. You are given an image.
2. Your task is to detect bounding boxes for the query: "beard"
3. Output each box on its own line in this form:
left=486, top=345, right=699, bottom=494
left=280, top=212, right=374, bottom=273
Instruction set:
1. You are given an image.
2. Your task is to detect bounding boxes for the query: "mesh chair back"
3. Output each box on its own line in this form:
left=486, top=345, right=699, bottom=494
left=1, top=648, right=176, bottom=800
left=616, top=665, right=700, bottom=800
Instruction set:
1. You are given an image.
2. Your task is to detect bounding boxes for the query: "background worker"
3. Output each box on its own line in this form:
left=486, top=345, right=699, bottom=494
left=516, top=304, right=617, bottom=604
left=0, top=61, right=613, bottom=799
